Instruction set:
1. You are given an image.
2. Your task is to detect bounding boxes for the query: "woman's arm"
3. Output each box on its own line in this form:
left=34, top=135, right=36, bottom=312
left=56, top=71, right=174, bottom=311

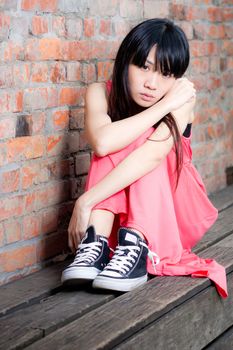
left=82, top=97, right=195, bottom=209
left=69, top=97, right=195, bottom=248
left=84, top=79, right=195, bottom=157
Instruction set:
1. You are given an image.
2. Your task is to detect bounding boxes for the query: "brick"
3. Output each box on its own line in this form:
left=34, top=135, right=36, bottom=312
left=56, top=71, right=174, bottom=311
left=0, top=244, right=36, bottom=273
left=206, top=6, right=223, bottom=22
left=207, top=75, right=221, bottom=90
left=13, top=63, right=30, bottom=86
left=0, top=168, right=20, bottom=194
left=31, top=16, right=48, bottom=35
left=84, top=18, right=95, bottom=37
left=24, top=192, right=37, bottom=213
left=50, top=61, right=66, bottom=83
left=221, top=8, right=233, bottom=22
left=36, top=181, right=70, bottom=210
left=191, top=57, right=209, bottom=74
left=23, top=87, right=58, bottom=110
left=36, top=232, right=67, bottom=261
left=114, top=20, right=131, bottom=37
left=38, top=38, right=62, bottom=60
left=79, top=130, right=90, bottom=151
left=177, top=21, right=193, bottom=40
left=25, top=38, right=39, bottom=60
left=4, top=219, right=21, bottom=244
left=224, top=24, right=233, bottom=39
left=65, top=18, right=82, bottom=40
left=1, top=40, right=24, bottom=62
left=66, top=62, right=82, bottom=82
left=30, top=111, right=46, bottom=134
left=194, top=23, right=226, bottom=40
left=97, top=61, right=114, bottom=82
left=144, top=0, right=169, bottom=19
left=120, top=0, right=143, bottom=18
left=46, top=134, right=69, bottom=156
left=0, top=90, right=23, bottom=113
left=0, top=12, right=10, bottom=40
left=0, top=0, right=17, bottom=10
left=0, top=223, right=4, bottom=247
left=21, top=0, right=57, bottom=12
left=0, top=118, right=15, bottom=138
left=0, top=196, right=24, bottom=221
left=59, top=86, right=85, bottom=106
left=89, top=0, right=118, bottom=16
left=90, top=40, right=119, bottom=60
left=22, top=163, right=41, bottom=189
left=52, top=109, right=69, bottom=130
left=41, top=207, right=59, bottom=234
left=16, top=114, right=33, bottom=137
left=0, top=144, right=6, bottom=167
left=23, top=214, right=40, bottom=239
left=52, top=16, right=66, bottom=37
left=75, top=153, right=91, bottom=176
left=62, top=40, right=90, bottom=60
left=100, top=19, right=112, bottom=36
left=45, top=158, right=70, bottom=180
left=69, top=108, right=84, bottom=129
left=70, top=175, right=87, bottom=199
left=68, top=131, right=81, bottom=153
left=31, top=62, right=48, bottom=82
left=7, top=135, right=44, bottom=162
left=82, top=63, right=96, bottom=83
left=58, top=0, right=89, bottom=15
left=0, top=65, right=13, bottom=88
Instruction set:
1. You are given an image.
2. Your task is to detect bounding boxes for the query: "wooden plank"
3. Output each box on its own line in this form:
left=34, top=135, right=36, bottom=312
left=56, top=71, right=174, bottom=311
left=209, top=184, right=233, bottom=211
left=0, top=290, right=115, bottom=350
left=24, top=233, right=233, bottom=350
left=203, top=325, right=233, bottom=350
left=0, top=186, right=231, bottom=317
left=193, top=205, right=233, bottom=254
left=0, top=261, right=66, bottom=317
left=115, top=272, right=233, bottom=350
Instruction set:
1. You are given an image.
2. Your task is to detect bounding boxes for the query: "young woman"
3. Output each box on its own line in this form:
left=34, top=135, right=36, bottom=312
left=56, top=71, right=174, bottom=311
left=61, top=18, right=228, bottom=298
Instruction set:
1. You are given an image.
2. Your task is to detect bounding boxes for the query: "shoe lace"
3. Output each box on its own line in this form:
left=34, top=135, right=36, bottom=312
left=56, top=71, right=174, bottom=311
left=71, top=241, right=102, bottom=266
left=105, top=244, right=141, bottom=274
left=147, top=249, right=160, bottom=273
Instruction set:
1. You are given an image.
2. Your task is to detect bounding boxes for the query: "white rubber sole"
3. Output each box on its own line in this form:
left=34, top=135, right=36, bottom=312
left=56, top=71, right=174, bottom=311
left=92, top=274, right=148, bottom=292
left=61, top=266, right=101, bottom=285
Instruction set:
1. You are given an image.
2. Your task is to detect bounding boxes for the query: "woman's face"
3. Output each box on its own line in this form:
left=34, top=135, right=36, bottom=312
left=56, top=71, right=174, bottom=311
left=128, top=46, right=176, bottom=108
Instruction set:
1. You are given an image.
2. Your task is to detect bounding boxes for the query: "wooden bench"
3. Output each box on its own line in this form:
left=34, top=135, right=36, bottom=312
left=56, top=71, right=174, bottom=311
left=1, top=185, right=233, bottom=350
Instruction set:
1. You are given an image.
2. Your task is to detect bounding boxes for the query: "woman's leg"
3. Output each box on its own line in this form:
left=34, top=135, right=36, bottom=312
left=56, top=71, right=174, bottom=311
left=88, top=209, right=115, bottom=238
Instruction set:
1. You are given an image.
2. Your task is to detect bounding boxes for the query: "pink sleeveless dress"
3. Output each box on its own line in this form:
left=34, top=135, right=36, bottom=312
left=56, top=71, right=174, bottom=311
left=84, top=81, right=228, bottom=298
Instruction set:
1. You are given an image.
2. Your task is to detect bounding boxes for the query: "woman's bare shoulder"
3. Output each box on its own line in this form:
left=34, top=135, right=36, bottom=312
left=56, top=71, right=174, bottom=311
left=86, top=82, right=106, bottom=96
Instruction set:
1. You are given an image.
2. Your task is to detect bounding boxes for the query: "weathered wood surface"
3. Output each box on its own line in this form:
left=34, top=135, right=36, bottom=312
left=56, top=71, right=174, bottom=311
left=25, top=233, right=233, bottom=350
left=209, top=184, right=233, bottom=212
left=115, top=272, right=233, bottom=350
left=203, top=325, right=233, bottom=349
left=0, top=290, right=115, bottom=350
left=0, top=185, right=232, bottom=350
left=0, top=262, right=66, bottom=317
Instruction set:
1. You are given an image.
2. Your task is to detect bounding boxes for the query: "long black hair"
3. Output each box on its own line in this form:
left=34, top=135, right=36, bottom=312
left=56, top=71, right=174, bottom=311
left=108, top=18, right=190, bottom=188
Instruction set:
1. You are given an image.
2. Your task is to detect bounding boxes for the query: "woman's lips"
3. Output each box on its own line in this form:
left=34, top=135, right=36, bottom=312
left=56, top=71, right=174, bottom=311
left=140, top=93, right=155, bottom=102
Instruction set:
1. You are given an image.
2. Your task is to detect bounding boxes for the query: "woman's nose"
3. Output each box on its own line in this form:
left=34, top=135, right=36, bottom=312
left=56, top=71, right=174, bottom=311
left=145, top=73, right=158, bottom=90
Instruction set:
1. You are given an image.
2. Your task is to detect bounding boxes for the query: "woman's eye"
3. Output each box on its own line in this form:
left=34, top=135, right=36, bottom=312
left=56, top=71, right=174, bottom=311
left=163, top=72, right=172, bottom=78
left=142, top=65, right=149, bottom=71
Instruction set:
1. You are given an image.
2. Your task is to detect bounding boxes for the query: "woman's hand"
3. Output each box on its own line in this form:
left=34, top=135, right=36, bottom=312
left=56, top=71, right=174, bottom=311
left=163, top=77, right=196, bottom=111
left=68, top=196, right=92, bottom=252
left=172, top=95, right=196, bottom=123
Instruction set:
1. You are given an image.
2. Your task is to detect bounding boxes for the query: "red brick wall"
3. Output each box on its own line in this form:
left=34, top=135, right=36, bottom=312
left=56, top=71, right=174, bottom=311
left=0, top=0, right=232, bottom=285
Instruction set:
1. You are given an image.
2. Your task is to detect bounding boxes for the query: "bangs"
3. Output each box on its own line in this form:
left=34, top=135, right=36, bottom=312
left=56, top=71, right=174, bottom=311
left=130, top=22, right=189, bottom=78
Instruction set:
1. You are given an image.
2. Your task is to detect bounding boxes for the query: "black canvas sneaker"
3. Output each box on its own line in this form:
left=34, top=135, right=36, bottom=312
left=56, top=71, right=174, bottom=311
left=61, top=225, right=110, bottom=285
left=92, top=227, right=149, bottom=292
